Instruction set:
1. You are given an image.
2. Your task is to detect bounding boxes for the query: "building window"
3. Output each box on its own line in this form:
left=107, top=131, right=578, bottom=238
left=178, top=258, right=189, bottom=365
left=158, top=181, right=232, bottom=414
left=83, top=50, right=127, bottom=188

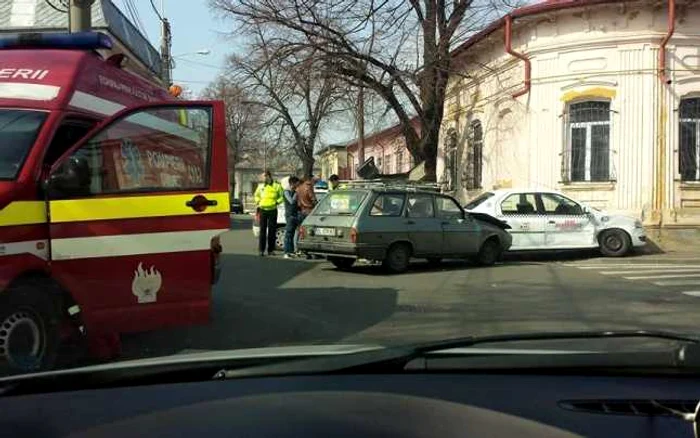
left=680, top=97, right=700, bottom=181
left=461, top=121, right=483, bottom=190
left=563, top=101, right=613, bottom=182
left=396, top=152, right=404, bottom=173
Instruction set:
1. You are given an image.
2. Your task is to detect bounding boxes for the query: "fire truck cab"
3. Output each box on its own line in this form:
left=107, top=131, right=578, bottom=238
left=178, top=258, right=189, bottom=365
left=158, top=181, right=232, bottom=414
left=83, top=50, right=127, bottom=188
left=0, top=32, right=229, bottom=374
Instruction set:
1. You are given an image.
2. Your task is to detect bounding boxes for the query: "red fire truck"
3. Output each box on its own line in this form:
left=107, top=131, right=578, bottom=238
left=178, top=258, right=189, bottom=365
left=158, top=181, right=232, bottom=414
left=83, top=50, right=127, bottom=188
left=0, top=32, right=229, bottom=373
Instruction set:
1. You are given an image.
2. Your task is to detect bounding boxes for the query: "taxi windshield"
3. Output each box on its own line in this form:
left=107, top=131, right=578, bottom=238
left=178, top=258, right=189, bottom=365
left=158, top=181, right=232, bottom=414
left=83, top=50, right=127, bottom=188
left=465, top=192, right=495, bottom=210
left=314, top=190, right=367, bottom=215
left=0, top=109, right=47, bottom=180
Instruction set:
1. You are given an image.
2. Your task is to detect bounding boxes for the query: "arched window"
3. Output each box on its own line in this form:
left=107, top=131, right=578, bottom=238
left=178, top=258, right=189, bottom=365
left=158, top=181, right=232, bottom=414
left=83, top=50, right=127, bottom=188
left=680, top=97, right=700, bottom=181
left=462, top=120, right=483, bottom=190
left=563, top=101, right=612, bottom=182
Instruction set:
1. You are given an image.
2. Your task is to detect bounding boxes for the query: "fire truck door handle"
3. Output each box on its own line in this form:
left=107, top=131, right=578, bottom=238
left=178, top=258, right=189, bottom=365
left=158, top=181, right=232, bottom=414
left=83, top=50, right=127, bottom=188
left=548, top=220, right=556, bottom=224
left=186, top=195, right=218, bottom=211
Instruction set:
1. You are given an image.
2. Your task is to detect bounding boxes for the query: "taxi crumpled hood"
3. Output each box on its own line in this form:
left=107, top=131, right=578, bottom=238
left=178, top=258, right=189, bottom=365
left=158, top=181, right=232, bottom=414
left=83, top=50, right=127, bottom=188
left=587, top=207, right=639, bottom=230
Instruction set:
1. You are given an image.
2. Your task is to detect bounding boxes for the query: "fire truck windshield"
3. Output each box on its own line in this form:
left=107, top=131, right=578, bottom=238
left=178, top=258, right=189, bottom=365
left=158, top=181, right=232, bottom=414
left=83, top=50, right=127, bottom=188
left=0, top=109, right=47, bottom=180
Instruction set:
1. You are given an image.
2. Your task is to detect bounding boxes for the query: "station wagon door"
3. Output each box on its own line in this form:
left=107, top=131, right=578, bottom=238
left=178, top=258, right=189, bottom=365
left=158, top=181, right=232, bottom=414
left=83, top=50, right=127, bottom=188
left=437, top=195, right=479, bottom=256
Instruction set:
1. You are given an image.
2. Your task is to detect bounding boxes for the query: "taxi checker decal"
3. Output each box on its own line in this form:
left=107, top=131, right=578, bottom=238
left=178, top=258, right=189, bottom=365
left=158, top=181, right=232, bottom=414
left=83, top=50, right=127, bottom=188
left=132, top=262, right=163, bottom=304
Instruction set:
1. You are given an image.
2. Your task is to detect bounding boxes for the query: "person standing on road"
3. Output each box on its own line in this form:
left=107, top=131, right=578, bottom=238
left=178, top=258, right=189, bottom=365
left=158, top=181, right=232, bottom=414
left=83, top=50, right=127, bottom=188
left=328, top=174, right=340, bottom=191
left=295, top=176, right=317, bottom=254
left=283, top=176, right=300, bottom=259
left=254, top=170, right=284, bottom=257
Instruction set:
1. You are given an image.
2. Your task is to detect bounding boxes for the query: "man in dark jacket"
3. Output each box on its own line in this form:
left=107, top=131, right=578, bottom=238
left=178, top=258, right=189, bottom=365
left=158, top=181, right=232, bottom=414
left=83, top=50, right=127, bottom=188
left=283, top=176, right=300, bottom=258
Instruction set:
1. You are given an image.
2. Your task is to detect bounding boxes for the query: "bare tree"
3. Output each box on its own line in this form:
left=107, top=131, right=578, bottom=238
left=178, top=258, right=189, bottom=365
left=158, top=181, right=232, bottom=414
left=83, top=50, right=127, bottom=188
left=201, top=76, right=265, bottom=195
left=211, top=0, right=513, bottom=180
left=226, top=28, right=346, bottom=177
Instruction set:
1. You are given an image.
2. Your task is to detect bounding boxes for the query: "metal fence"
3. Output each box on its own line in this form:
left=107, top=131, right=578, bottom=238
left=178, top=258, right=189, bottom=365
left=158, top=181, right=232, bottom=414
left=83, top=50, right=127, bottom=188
left=561, top=101, right=616, bottom=183
left=680, top=98, right=700, bottom=181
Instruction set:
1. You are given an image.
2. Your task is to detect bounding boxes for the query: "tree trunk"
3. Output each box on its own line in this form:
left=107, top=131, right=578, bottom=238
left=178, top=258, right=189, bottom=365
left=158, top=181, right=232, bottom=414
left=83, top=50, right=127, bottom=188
left=302, top=156, right=314, bottom=178
left=230, top=162, right=237, bottom=197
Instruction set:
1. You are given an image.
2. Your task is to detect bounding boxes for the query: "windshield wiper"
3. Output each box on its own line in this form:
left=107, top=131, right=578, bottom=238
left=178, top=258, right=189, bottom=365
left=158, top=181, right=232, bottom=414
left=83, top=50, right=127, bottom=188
left=216, top=330, right=700, bottom=379
left=3, top=330, right=698, bottom=395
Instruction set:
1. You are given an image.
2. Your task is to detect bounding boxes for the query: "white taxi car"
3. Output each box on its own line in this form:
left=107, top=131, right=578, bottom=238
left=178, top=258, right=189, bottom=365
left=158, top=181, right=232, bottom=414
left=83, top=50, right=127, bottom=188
left=464, top=189, right=646, bottom=256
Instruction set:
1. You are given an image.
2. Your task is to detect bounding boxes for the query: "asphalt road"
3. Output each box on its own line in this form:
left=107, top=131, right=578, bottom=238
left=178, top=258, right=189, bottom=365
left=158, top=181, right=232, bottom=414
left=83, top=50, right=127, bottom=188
left=120, top=215, right=700, bottom=359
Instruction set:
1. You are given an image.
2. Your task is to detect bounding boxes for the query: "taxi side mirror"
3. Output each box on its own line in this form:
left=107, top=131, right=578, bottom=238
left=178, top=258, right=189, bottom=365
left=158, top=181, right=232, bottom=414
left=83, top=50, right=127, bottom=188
left=582, top=205, right=591, bottom=214
left=47, top=156, right=91, bottom=199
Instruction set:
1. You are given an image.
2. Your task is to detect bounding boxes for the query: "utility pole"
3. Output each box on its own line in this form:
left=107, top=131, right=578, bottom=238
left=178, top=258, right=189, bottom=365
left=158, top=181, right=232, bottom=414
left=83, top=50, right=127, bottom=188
left=69, top=0, right=95, bottom=33
left=160, top=18, right=172, bottom=86
left=357, top=86, right=365, bottom=166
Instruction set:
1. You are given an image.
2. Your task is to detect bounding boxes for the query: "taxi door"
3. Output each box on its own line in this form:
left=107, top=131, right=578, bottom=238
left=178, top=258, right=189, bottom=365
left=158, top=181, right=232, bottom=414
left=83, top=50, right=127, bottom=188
left=46, top=102, right=229, bottom=335
left=497, top=193, right=546, bottom=250
left=539, top=193, right=596, bottom=248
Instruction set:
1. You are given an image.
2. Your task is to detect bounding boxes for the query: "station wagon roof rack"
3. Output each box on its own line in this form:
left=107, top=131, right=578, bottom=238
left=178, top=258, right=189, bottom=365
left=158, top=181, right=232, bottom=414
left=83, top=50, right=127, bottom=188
left=341, top=179, right=442, bottom=192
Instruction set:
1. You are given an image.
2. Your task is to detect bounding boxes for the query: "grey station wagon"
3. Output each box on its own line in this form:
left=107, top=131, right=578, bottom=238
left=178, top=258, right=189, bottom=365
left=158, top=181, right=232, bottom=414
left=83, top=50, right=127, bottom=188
left=297, top=187, right=513, bottom=273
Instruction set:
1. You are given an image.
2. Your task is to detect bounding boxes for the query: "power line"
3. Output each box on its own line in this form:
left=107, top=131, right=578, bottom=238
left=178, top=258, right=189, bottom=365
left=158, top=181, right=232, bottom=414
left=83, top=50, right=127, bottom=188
left=45, top=0, right=68, bottom=13
left=174, top=57, right=223, bottom=70
left=122, top=0, right=149, bottom=40
left=150, top=0, right=164, bottom=21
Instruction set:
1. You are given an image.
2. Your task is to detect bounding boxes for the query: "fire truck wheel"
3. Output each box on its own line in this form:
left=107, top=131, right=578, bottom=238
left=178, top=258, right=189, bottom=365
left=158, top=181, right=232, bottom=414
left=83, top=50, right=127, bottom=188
left=0, top=280, right=61, bottom=375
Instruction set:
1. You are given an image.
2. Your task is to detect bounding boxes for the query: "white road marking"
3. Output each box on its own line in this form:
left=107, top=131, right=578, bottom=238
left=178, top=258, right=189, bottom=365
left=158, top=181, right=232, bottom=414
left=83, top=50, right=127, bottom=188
left=602, top=269, right=700, bottom=275
left=682, top=291, right=700, bottom=297
left=652, top=279, right=700, bottom=286
left=624, top=273, right=700, bottom=280
left=572, top=264, right=700, bottom=269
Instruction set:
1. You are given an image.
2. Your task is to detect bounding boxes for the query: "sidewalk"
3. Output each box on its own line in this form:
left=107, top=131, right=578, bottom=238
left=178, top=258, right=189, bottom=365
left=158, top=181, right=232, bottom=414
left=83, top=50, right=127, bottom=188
left=641, top=228, right=700, bottom=256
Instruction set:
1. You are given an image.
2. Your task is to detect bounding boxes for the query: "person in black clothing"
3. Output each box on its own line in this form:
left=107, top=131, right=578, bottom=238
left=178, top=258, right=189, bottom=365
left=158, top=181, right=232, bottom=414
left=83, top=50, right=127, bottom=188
left=283, top=176, right=300, bottom=258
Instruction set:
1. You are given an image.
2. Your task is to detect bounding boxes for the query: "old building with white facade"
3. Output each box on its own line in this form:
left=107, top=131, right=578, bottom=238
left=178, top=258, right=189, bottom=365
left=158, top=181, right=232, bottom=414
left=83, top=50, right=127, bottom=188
left=438, top=0, right=700, bottom=228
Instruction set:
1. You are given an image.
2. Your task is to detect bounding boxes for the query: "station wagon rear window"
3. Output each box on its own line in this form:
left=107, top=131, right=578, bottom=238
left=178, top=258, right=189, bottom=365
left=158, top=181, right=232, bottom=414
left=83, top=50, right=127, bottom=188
left=314, top=191, right=367, bottom=215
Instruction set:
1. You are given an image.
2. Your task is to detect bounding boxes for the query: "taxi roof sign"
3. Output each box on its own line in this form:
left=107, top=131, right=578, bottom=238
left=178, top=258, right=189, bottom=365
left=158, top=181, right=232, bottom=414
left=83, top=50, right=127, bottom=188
left=0, top=32, right=113, bottom=51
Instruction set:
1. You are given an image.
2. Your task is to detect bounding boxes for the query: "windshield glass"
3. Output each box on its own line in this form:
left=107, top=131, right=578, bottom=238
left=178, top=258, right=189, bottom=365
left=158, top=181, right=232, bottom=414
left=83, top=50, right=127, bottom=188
left=0, top=109, right=47, bottom=180
left=8, top=1, right=700, bottom=382
left=314, top=190, right=367, bottom=215
left=464, top=192, right=494, bottom=210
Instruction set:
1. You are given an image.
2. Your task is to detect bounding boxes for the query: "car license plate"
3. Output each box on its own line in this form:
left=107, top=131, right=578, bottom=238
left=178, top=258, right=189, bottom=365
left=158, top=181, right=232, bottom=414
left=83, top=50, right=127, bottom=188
left=316, top=227, right=335, bottom=237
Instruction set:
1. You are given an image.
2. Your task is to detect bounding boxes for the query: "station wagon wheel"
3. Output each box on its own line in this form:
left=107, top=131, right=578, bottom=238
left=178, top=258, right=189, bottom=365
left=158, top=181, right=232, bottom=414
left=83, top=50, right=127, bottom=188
left=383, top=243, right=411, bottom=274
left=476, top=238, right=501, bottom=266
left=328, top=257, right=355, bottom=270
left=599, top=229, right=631, bottom=257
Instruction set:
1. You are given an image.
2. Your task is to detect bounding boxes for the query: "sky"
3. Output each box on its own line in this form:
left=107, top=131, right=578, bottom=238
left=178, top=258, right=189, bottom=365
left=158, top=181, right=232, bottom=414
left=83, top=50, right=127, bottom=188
left=115, top=0, right=356, bottom=143
left=115, top=0, right=232, bottom=95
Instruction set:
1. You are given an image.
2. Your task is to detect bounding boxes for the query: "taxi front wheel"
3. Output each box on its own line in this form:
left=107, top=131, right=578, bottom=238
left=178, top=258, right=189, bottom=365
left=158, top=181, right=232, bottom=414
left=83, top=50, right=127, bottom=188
left=599, top=229, right=632, bottom=257
left=0, top=280, right=61, bottom=375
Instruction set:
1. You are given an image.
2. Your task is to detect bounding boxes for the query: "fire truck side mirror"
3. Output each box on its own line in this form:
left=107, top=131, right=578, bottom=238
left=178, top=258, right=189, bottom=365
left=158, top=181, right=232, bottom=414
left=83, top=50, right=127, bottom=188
left=47, top=156, right=91, bottom=199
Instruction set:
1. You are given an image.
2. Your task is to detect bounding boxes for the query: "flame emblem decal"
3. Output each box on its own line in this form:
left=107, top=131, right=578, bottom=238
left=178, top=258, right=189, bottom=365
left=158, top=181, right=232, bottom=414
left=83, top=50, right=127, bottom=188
left=131, top=263, right=163, bottom=304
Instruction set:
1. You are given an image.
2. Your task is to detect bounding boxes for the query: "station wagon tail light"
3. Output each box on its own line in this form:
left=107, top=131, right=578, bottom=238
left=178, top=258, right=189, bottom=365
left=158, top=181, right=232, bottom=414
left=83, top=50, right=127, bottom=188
left=350, top=227, right=358, bottom=243
left=299, top=226, right=307, bottom=240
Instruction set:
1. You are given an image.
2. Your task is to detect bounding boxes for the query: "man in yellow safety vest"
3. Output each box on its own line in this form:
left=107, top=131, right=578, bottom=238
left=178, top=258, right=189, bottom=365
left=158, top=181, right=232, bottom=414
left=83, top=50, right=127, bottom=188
left=254, top=170, right=284, bottom=256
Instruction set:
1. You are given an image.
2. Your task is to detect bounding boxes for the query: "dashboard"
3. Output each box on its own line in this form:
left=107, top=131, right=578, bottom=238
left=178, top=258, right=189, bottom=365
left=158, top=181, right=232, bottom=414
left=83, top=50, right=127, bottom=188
left=1, top=373, right=697, bottom=437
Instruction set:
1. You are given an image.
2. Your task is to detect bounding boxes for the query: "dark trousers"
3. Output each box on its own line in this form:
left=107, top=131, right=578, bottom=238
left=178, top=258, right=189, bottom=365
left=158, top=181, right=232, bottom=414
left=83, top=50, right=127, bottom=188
left=259, top=208, right=278, bottom=253
left=284, top=215, right=298, bottom=254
